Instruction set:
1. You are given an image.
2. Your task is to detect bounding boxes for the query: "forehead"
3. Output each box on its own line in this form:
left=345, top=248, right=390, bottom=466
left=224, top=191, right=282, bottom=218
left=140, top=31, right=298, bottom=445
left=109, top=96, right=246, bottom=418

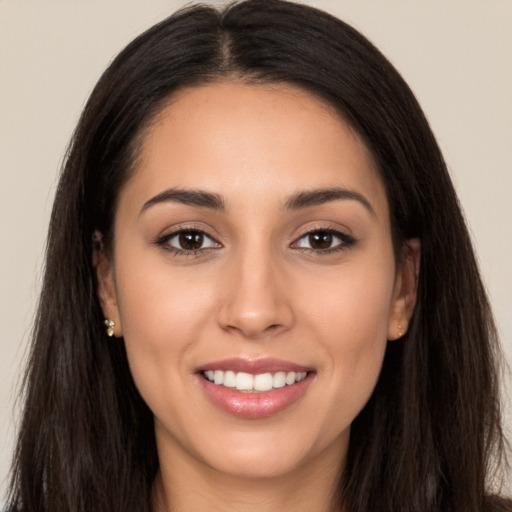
left=123, top=81, right=388, bottom=218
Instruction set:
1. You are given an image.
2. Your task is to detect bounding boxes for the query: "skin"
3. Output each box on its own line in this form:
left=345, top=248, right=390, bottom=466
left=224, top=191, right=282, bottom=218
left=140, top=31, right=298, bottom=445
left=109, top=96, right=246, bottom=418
left=96, top=81, right=419, bottom=512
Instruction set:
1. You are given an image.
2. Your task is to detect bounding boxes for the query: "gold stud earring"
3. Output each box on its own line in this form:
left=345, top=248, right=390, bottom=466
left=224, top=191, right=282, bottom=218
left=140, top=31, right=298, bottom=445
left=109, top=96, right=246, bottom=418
left=397, top=324, right=403, bottom=338
left=104, top=319, right=115, bottom=337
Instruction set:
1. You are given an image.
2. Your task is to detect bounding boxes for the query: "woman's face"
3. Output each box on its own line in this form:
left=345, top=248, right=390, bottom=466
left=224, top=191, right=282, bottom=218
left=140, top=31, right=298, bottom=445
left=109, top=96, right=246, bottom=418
left=97, top=82, right=417, bottom=480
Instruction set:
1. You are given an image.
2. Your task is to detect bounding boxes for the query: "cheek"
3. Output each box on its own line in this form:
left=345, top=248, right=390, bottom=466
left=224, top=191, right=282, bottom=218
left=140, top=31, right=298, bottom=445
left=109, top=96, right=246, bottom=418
left=305, top=257, right=395, bottom=347
left=298, top=256, right=395, bottom=415
left=115, top=242, right=214, bottom=335
left=112, top=251, right=215, bottom=403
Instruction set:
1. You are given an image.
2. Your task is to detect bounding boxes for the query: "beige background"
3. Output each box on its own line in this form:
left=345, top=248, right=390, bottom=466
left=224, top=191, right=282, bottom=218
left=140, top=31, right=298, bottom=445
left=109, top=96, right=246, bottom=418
left=1, top=0, right=511, bottom=499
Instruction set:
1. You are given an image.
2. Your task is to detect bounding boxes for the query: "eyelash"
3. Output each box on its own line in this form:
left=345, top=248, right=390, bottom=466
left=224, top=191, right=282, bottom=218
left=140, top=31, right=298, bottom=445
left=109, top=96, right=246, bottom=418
left=154, top=227, right=355, bottom=257
left=292, top=227, right=355, bottom=255
left=154, top=227, right=220, bottom=257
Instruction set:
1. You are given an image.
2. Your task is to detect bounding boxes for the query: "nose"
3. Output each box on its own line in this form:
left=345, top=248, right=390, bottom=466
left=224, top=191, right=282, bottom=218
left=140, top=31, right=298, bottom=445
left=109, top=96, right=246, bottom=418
left=217, top=249, right=294, bottom=340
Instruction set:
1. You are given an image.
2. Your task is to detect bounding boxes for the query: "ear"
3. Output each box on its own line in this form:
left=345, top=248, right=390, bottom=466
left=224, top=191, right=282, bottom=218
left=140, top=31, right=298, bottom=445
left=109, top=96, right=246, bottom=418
left=93, top=231, right=122, bottom=337
left=387, top=238, right=420, bottom=340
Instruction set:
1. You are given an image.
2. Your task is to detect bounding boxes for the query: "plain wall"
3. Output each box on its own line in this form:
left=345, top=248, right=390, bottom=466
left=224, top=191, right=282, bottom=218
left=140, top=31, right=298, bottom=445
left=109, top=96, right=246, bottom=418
left=1, top=0, right=511, bottom=499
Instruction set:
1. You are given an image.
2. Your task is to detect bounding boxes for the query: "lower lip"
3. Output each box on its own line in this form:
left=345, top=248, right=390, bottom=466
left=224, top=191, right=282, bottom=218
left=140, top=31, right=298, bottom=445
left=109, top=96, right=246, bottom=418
left=198, top=373, right=314, bottom=419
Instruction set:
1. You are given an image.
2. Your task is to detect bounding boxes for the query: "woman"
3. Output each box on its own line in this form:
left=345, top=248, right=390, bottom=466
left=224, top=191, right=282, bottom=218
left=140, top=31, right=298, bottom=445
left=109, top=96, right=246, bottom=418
left=6, top=0, right=510, bottom=510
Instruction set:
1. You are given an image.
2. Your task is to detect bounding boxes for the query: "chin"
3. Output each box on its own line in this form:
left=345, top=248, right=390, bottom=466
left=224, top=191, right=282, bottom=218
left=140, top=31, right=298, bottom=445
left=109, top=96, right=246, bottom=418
left=189, top=422, right=349, bottom=481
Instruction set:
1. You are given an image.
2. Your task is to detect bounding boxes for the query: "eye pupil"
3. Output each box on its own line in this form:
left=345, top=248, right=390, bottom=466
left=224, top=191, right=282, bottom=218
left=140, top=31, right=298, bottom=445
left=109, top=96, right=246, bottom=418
left=309, top=232, right=332, bottom=249
left=179, top=231, right=203, bottom=250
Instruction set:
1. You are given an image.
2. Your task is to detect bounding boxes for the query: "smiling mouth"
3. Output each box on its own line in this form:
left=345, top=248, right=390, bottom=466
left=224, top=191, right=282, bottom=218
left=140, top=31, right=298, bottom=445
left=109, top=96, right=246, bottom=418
left=198, top=360, right=315, bottom=418
left=202, top=370, right=309, bottom=392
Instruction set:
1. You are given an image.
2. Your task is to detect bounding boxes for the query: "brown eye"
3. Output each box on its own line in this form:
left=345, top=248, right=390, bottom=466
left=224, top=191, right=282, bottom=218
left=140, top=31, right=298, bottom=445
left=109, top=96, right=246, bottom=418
left=160, top=229, right=220, bottom=253
left=308, top=232, right=333, bottom=250
left=293, top=229, right=355, bottom=253
left=179, top=231, right=204, bottom=250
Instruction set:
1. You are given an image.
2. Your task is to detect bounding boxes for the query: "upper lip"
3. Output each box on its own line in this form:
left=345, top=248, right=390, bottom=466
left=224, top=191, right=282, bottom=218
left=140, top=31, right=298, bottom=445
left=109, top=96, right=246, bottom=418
left=198, top=357, right=313, bottom=375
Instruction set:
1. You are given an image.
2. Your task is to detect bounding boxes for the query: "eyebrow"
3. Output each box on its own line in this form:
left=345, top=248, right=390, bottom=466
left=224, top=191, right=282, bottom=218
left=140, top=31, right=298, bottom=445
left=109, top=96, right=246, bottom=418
left=284, top=187, right=376, bottom=216
left=140, top=188, right=226, bottom=215
left=140, top=186, right=375, bottom=217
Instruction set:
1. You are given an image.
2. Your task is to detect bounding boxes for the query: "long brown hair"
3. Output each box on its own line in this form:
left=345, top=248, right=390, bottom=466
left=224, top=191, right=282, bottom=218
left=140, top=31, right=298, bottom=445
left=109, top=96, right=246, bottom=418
left=7, top=1, right=510, bottom=510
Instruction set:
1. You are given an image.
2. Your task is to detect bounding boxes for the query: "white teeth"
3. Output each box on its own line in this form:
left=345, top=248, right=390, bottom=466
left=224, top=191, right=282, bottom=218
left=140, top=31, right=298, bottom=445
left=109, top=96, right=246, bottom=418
left=285, top=372, right=296, bottom=385
left=235, top=372, right=253, bottom=390
left=254, top=373, right=273, bottom=391
left=224, top=370, right=236, bottom=388
left=203, top=370, right=308, bottom=391
left=213, top=370, right=223, bottom=385
left=296, top=372, right=307, bottom=383
left=273, top=371, right=286, bottom=388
